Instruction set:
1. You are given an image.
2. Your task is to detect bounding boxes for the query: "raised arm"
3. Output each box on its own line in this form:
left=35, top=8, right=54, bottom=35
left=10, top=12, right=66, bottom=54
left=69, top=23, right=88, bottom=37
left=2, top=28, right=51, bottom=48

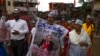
left=25, top=5, right=38, bottom=22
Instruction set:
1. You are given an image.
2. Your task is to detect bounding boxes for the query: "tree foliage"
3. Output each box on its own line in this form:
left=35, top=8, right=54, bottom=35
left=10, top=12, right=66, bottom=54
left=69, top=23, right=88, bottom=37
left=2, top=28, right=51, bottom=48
left=78, top=0, right=92, bottom=19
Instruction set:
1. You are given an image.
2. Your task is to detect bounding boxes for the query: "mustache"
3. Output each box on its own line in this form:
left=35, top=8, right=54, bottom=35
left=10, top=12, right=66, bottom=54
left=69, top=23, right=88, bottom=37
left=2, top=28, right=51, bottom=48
left=14, top=16, right=20, bottom=19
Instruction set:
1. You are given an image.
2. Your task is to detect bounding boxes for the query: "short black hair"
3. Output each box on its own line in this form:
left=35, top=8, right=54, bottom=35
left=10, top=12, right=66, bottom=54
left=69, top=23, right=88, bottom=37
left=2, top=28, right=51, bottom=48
left=2, top=10, right=7, bottom=13
left=46, top=35, right=52, bottom=39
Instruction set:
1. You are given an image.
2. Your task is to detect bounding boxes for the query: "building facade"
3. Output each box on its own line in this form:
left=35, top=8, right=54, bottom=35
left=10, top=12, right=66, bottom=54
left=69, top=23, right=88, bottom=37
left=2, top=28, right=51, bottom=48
left=0, top=0, right=6, bottom=15
left=93, top=0, right=100, bottom=34
left=93, top=0, right=100, bottom=11
left=6, top=0, right=14, bottom=14
left=5, top=0, right=38, bottom=14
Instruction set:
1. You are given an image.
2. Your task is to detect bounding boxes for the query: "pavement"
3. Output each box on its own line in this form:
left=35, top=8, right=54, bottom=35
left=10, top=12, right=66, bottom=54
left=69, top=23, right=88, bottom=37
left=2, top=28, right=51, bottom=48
left=8, top=33, right=100, bottom=56
left=91, top=34, right=100, bottom=56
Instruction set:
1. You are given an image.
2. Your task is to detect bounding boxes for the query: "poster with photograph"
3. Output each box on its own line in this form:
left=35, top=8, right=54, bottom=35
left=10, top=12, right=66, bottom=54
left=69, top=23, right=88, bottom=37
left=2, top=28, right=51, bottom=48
left=26, top=18, right=68, bottom=56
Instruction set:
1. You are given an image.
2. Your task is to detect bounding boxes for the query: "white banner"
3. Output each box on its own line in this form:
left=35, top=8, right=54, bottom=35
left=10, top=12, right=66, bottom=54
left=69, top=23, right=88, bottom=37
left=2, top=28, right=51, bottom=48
left=26, top=18, right=68, bottom=56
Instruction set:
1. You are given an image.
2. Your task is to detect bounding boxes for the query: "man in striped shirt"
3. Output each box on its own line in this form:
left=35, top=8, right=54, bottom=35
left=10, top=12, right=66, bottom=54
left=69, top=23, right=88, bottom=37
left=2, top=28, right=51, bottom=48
left=0, top=10, right=9, bottom=56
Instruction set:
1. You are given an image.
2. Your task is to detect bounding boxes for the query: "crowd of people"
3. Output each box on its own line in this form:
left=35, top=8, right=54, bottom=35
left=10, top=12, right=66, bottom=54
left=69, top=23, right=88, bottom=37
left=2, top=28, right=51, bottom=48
left=0, top=5, right=94, bottom=56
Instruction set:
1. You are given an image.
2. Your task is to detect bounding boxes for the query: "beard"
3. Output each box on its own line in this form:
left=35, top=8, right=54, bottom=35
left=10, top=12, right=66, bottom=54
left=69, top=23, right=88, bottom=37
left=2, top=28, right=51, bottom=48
left=14, top=16, right=20, bottom=20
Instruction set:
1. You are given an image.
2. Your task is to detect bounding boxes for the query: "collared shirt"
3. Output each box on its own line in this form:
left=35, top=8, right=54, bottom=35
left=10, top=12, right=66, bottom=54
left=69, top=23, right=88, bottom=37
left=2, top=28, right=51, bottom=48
left=6, top=19, right=29, bottom=40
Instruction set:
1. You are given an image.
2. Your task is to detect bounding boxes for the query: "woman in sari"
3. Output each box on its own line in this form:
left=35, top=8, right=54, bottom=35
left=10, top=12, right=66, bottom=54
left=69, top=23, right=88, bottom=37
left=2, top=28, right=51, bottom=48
left=69, top=19, right=91, bottom=56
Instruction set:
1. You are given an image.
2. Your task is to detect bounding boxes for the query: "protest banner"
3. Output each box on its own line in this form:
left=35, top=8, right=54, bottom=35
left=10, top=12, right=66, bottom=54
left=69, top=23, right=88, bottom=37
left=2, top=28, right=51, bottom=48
left=26, top=18, right=68, bottom=56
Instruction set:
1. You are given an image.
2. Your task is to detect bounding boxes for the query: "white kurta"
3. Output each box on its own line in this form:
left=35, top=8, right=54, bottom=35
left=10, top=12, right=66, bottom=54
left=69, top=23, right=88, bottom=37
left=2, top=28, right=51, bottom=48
left=69, top=28, right=91, bottom=56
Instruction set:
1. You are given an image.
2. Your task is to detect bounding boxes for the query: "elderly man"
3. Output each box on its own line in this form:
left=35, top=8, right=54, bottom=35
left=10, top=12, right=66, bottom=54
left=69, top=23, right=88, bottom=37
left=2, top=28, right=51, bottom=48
left=6, top=8, right=29, bottom=56
left=69, top=19, right=91, bottom=56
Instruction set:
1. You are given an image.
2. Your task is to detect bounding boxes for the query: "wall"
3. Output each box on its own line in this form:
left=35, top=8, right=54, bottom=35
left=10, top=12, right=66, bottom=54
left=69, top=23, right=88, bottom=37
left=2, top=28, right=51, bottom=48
left=6, top=0, right=14, bottom=14
left=94, top=2, right=100, bottom=11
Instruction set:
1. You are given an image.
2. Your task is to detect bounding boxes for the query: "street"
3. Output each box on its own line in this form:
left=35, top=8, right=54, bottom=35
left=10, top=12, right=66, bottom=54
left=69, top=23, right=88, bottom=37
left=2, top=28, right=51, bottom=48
left=91, top=35, right=100, bottom=56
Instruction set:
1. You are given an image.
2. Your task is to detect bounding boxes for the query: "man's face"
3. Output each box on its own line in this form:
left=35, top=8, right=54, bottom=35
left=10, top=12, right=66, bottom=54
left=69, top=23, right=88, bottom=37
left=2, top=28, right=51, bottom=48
left=13, top=13, right=20, bottom=20
left=86, top=18, right=91, bottom=24
left=2, top=11, right=6, bottom=16
left=31, top=23, right=35, bottom=27
left=74, top=24, right=82, bottom=31
left=46, top=35, right=52, bottom=42
left=47, top=16, right=55, bottom=25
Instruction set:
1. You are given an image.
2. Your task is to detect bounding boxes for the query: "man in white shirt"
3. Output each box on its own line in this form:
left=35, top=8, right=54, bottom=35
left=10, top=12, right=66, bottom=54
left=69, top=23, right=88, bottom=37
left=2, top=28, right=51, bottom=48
left=6, top=8, right=29, bottom=56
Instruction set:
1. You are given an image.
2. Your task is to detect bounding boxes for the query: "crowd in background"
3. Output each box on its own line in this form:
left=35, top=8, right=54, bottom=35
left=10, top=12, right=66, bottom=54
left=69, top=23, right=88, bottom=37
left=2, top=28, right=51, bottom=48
left=0, top=5, right=95, bottom=56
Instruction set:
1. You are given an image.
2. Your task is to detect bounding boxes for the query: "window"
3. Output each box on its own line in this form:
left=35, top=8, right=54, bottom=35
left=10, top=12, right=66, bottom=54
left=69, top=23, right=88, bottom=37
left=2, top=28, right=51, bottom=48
left=8, top=1, right=11, bottom=6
